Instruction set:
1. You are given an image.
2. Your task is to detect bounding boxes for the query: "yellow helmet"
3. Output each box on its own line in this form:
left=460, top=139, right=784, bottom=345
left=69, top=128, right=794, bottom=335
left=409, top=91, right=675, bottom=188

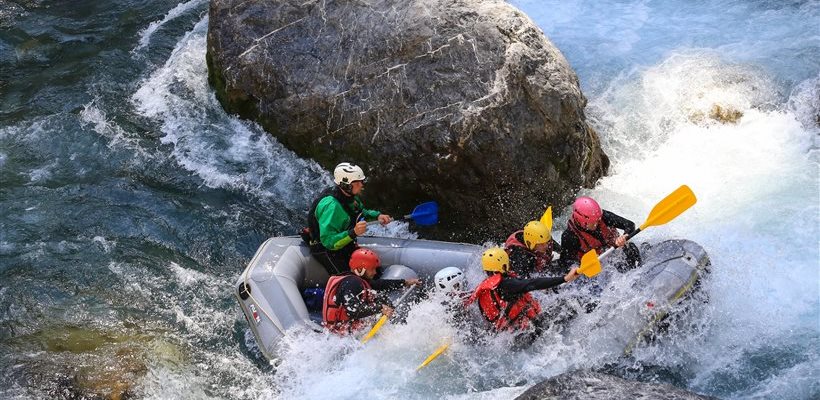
left=481, top=247, right=509, bottom=273
left=523, top=220, right=550, bottom=250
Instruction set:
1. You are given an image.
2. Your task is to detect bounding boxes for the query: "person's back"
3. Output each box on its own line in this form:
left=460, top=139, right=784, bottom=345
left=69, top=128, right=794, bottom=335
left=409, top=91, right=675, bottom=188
left=322, top=248, right=417, bottom=335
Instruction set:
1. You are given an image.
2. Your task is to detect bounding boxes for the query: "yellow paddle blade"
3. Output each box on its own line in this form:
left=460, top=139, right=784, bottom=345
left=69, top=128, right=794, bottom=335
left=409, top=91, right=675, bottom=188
left=416, top=341, right=451, bottom=371
left=539, top=206, right=553, bottom=233
left=640, top=185, right=697, bottom=230
left=361, top=314, right=388, bottom=344
left=578, top=250, right=602, bottom=277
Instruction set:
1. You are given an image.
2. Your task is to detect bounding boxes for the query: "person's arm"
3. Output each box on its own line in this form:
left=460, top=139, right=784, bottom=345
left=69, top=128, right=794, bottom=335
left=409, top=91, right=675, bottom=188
left=369, top=278, right=406, bottom=291
left=338, top=278, right=384, bottom=319
left=602, top=210, right=636, bottom=233
left=353, top=196, right=381, bottom=220
left=316, top=197, right=356, bottom=250
left=498, top=276, right=566, bottom=298
left=558, top=230, right=581, bottom=270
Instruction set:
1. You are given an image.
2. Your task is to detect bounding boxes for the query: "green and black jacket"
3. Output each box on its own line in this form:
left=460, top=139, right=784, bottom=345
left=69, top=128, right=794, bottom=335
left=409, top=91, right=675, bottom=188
left=307, top=187, right=381, bottom=251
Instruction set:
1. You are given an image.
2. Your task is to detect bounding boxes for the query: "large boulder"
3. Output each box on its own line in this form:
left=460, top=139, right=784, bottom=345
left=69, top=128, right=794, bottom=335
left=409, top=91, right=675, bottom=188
left=207, top=0, right=608, bottom=239
left=516, top=370, right=717, bottom=400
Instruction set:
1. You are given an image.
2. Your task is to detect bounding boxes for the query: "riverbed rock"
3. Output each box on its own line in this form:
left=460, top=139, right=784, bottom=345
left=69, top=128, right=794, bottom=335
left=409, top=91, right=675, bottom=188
left=207, top=0, right=608, bottom=238
left=516, top=370, right=717, bottom=400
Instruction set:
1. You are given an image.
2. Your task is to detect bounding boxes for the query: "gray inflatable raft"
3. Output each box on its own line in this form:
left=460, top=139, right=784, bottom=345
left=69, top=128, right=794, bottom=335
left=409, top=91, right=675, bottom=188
left=234, top=236, right=483, bottom=360
left=235, top=237, right=709, bottom=360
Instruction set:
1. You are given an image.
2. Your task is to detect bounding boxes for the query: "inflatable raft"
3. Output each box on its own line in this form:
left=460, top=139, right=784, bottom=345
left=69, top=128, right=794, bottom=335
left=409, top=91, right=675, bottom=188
left=235, top=237, right=709, bottom=360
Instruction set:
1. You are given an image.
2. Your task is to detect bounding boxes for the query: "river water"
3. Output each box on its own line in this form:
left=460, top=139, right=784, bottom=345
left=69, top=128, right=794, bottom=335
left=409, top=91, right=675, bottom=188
left=0, top=0, right=817, bottom=399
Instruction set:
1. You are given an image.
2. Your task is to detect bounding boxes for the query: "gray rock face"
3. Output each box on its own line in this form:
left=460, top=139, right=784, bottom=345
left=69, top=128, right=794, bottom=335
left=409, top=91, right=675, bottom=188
left=207, top=0, right=608, bottom=238
left=516, top=370, right=717, bottom=400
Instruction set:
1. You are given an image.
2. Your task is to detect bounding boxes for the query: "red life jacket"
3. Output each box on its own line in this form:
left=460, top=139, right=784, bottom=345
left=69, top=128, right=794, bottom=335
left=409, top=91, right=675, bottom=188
left=504, top=230, right=554, bottom=272
left=466, top=273, right=541, bottom=331
left=322, top=274, right=374, bottom=334
left=567, top=219, right=618, bottom=260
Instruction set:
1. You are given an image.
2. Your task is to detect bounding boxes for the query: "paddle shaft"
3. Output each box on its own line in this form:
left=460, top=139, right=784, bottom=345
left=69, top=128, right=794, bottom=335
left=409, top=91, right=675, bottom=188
left=416, top=341, right=451, bottom=371
left=597, top=227, right=643, bottom=260
left=365, top=213, right=412, bottom=226
left=360, top=284, right=417, bottom=343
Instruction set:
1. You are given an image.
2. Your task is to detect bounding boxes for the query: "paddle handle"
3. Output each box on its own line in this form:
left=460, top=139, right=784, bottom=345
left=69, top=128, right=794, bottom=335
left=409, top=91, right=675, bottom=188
left=598, top=227, right=643, bottom=261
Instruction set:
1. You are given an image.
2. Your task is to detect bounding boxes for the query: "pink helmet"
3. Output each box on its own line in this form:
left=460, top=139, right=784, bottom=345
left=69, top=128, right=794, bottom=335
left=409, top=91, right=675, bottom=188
left=572, top=196, right=602, bottom=226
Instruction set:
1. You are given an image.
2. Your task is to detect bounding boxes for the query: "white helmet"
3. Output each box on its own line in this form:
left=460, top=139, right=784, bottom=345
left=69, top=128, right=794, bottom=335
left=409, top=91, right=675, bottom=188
left=434, top=267, right=467, bottom=293
left=333, top=162, right=366, bottom=187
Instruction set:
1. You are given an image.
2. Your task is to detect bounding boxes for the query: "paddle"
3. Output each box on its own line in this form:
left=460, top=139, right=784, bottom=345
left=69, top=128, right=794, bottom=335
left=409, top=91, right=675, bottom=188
left=360, top=284, right=417, bottom=344
left=539, top=206, right=553, bottom=233
left=366, top=201, right=439, bottom=227
left=578, top=185, right=697, bottom=277
left=416, top=340, right=451, bottom=371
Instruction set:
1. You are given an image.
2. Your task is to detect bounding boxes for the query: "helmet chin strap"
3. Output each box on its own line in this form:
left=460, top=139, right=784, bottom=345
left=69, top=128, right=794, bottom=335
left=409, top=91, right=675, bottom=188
left=338, top=183, right=353, bottom=196
left=353, top=268, right=366, bottom=277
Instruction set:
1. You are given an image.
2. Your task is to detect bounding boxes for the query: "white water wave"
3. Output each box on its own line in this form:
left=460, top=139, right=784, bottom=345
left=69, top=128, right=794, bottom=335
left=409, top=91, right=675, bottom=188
left=787, top=73, right=820, bottom=138
left=133, top=0, right=208, bottom=52
left=581, top=51, right=818, bottom=399
left=80, top=101, right=152, bottom=157
left=131, top=16, right=329, bottom=209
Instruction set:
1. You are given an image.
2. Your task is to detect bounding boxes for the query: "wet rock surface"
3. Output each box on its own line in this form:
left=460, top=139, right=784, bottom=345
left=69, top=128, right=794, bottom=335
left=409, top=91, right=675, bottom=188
left=207, top=0, right=608, bottom=239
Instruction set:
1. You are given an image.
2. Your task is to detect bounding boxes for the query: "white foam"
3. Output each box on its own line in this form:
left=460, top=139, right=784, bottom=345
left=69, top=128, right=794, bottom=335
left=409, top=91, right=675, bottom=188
left=92, top=236, right=115, bottom=253
left=131, top=16, right=330, bottom=208
left=169, top=261, right=211, bottom=287
left=133, top=0, right=208, bottom=52
left=79, top=101, right=150, bottom=156
left=580, top=52, right=819, bottom=396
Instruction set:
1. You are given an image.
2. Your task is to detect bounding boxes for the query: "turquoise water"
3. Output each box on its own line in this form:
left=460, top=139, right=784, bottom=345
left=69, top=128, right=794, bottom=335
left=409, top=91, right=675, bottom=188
left=0, top=0, right=817, bottom=398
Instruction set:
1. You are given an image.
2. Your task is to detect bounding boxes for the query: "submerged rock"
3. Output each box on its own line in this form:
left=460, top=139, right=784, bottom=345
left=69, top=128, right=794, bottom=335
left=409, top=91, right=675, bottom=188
left=207, top=0, right=608, bottom=238
left=8, top=325, right=187, bottom=400
left=516, top=370, right=716, bottom=400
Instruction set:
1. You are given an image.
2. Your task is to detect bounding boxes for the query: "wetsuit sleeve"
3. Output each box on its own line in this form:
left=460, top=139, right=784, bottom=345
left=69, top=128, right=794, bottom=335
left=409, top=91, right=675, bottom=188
left=315, top=197, right=355, bottom=251
left=602, top=210, right=636, bottom=234
left=355, top=196, right=381, bottom=220
left=369, top=278, right=406, bottom=291
left=558, top=229, right=582, bottom=269
left=497, top=276, right=566, bottom=300
left=338, top=278, right=384, bottom=319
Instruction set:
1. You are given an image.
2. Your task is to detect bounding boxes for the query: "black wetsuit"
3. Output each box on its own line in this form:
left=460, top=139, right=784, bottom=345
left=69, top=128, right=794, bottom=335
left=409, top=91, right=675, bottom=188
left=508, top=232, right=563, bottom=277
left=558, top=210, right=641, bottom=272
left=335, top=275, right=405, bottom=319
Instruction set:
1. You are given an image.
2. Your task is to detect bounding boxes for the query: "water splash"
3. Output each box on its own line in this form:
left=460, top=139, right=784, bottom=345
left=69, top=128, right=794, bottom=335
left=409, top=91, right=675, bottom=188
left=131, top=16, right=330, bottom=210
left=133, top=0, right=208, bottom=52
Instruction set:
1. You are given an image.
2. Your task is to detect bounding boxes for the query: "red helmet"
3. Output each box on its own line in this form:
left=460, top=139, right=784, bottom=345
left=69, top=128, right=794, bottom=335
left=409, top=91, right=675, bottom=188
left=349, top=248, right=380, bottom=270
left=572, top=196, right=602, bottom=226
